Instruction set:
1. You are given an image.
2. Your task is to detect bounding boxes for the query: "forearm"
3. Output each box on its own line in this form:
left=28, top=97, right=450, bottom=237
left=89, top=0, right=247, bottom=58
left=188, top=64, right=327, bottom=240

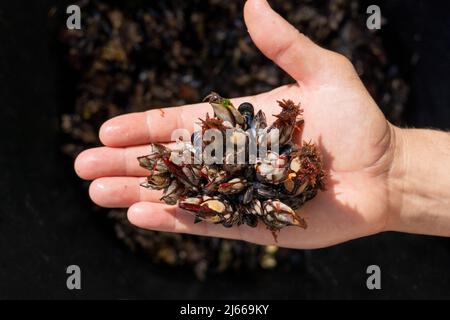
left=388, top=126, right=450, bottom=236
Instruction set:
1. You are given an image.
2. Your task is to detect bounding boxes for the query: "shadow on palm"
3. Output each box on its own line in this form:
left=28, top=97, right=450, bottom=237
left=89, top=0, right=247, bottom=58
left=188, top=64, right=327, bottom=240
left=237, top=80, right=391, bottom=248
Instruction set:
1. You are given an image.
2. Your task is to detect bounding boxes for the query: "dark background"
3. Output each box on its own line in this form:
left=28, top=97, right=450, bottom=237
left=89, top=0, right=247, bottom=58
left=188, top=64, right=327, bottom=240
left=0, top=0, right=449, bottom=299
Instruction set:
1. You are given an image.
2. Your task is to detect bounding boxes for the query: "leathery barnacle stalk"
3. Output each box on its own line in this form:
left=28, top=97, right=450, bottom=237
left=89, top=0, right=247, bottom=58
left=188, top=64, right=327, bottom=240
left=139, top=92, right=326, bottom=240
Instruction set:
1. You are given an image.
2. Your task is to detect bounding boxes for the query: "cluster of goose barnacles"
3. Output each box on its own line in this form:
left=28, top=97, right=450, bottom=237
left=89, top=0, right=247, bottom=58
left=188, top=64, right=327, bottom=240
left=138, top=92, right=325, bottom=239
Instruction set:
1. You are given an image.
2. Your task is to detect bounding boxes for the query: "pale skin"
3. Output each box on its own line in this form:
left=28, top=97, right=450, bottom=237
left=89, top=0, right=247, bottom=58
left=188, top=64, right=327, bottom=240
left=74, top=0, right=450, bottom=249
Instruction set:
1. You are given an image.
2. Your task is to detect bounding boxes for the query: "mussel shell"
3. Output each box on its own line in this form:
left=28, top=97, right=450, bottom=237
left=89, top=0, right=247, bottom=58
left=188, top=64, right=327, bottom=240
left=255, top=182, right=281, bottom=199
left=241, top=184, right=254, bottom=204
left=238, top=102, right=254, bottom=117
left=238, top=102, right=254, bottom=130
left=242, top=214, right=258, bottom=228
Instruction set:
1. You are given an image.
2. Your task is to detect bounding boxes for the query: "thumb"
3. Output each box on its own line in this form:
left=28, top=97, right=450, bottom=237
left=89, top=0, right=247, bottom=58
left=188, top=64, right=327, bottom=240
left=244, top=0, right=330, bottom=83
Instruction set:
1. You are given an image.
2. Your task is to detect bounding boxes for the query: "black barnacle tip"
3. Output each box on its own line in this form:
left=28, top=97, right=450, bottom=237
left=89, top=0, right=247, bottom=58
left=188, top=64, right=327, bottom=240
left=238, top=102, right=254, bottom=117
left=243, top=214, right=258, bottom=228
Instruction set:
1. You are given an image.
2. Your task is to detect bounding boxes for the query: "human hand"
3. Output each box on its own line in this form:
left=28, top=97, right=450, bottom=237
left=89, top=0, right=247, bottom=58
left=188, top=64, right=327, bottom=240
left=74, top=0, right=400, bottom=249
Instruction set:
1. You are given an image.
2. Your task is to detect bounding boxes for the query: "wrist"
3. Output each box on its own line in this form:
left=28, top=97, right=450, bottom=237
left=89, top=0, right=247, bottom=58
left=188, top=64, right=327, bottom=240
left=385, top=125, right=408, bottom=232
left=386, top=126, right=450, bottom=235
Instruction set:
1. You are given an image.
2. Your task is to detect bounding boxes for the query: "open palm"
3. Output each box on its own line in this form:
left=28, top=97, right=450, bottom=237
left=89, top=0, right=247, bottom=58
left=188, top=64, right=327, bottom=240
left=75, top=0, right=396, bottom=249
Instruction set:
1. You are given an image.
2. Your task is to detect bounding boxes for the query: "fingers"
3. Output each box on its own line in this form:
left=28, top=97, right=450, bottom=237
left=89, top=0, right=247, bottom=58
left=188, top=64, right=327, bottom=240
left=99, top=95, right=260, bottom=148
left=244, top=0, right=328, bottom=83
left=126, top=201, right=327, bottom=247
left=87, top=176, right=302, bottom=246
left=89, top=177, right=162, bottom=208
left=75, top=145, right=169, bottom=180
left=99, top=103, right=211, bottom=147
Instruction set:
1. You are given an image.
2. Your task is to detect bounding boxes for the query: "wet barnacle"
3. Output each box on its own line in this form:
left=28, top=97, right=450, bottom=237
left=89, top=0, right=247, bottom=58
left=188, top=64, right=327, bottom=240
left=139, top=92, right=325, bottom=239
left=255, top=151, right=289, bottom=185
left=203, top=91, right=245, bottom=127
left=160, top=180, right=186, bottom=205
left=179, top=195, right=239, bottom=227
left=217, top=178, right=248, bottom=194
left=262, top=199, right=308, bottom=231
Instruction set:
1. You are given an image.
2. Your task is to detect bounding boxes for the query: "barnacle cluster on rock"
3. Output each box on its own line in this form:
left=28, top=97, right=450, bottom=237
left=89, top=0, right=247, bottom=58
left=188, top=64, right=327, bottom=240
left=138, top=93, right=325, bottom=238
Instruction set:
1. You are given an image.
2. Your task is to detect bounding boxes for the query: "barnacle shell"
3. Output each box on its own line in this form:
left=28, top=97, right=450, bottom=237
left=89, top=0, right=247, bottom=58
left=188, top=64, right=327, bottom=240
left=179, top=195, right=238, bottom=226
left=141, top=172, right=172, bottom=190
left=160, top=180, right=185, bottom=205
left=204, top=168, right=228, bottom=192
left=204, top=92, right=245, bottom=127
left=218, top=178, right=248, bottom=194
left=246, top=199, right=263, bottom=216
left=262, top=200, right=307, bottom=230
left=256, top=151, right=288, bottom=185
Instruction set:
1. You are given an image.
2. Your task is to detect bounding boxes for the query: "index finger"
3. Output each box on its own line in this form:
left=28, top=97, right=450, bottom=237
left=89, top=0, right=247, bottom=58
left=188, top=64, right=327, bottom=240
left=99, top=103, right=211, bottom=147
left=99, top=94, right=263, bottom=147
